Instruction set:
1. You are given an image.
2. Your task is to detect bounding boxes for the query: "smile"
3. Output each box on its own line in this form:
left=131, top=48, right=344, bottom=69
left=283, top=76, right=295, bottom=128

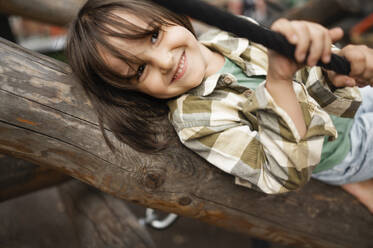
left=172, top=51, right=187, bottom=82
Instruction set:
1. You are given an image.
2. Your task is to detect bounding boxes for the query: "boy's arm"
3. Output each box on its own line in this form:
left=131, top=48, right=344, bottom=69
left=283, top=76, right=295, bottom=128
left=266, top=78, right=307, bottom=137
left=265, top=19, right=343, bottom=138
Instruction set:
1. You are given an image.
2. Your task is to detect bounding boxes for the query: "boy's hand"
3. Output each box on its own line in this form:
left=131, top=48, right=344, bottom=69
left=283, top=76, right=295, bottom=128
left=267, top=18, right=343, bottom=83
left=325, top=45, right=373, bottom=88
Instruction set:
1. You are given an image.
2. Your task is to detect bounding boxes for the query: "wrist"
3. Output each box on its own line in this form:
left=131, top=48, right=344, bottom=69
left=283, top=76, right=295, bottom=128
left=266, top=76, right=293, bottom=88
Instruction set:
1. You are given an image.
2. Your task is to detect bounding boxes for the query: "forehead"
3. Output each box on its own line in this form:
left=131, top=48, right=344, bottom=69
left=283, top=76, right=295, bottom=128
left=99, top=11, right=150, bottom=76
left=107, top=10, right=151, bottom=49
left=114, top=10, right=150, bottom=31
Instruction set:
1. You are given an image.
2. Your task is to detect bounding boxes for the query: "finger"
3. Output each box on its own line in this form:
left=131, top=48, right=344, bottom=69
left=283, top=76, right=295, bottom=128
left=341, top=45, right=366, bottom=77
left=322, top=27, right=343, bottom=63
left=307, top=24, right=327, bottom=66
left=349, top=45, right=373, bottom=80
left=271, top=18, right=298, bottom=44
left=332, top=75, right=356, bottom=87
left=362, top=49, right=373, bottom=79
left=322, top=31, right=332, bottom=64
left=362, top=66, right=373, bottom=80
left=291, top=21, right=311, bottom=63
left=328, top=27, right=344, bottom=43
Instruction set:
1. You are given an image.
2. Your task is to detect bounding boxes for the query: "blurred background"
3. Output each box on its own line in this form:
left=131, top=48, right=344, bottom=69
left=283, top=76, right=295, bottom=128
left=2, top=0, right=373, bottom=57
left=1, top=0, right=373, bottom=247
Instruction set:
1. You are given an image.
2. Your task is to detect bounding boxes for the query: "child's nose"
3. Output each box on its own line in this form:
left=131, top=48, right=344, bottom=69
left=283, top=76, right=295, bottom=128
left=153, top=51, right=173, bottom=73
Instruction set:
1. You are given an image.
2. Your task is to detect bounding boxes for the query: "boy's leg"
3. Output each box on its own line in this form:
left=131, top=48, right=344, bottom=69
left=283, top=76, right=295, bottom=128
left=341, top=179, right=373, bottom=214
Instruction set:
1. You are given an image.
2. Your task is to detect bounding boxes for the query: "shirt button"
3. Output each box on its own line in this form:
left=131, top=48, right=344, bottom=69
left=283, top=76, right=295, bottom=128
left=243, top=89, right=252, bottom=97
left=223, top=75, right=234, bottom=85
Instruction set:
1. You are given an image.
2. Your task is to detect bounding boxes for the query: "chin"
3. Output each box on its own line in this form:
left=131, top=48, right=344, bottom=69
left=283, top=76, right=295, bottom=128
left=193, top=77, right=204, bottom=87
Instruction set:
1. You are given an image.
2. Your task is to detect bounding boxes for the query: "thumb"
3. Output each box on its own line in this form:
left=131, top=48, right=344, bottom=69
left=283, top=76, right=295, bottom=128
left=328, top=27, right=344, bottom=43
left=332, top=74, right=356, bottom=88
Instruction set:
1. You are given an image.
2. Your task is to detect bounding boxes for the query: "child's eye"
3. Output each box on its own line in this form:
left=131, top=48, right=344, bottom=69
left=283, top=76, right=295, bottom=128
left=151, top=29, right=159, bottom=43
left=136, top=64, right=146, bottom=80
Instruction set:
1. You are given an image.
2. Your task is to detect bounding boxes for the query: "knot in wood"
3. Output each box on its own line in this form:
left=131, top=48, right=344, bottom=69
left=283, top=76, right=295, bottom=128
left=178, top=197, right=192, bottom=206
left=143, top=172, right=164, bottom=189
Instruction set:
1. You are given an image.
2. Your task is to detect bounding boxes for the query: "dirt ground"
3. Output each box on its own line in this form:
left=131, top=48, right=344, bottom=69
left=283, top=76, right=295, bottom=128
left=0, top=180, right=292, bottom=248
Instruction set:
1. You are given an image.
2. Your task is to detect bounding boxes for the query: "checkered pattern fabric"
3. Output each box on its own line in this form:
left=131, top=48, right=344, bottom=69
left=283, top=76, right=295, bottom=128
left=167, top=24, right=362, bottom=194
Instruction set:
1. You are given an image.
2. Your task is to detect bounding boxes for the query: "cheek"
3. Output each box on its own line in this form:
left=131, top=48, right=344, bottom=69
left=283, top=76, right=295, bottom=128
left=168, top=26, right=196, bottom=47
left=190, top=56, right=207, bottom=82
left=139, top=78, right=168, bottom=96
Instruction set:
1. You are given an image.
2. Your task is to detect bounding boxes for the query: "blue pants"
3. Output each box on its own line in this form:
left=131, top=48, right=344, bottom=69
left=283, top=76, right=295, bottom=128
left=312, top=86, right=373, bottom=185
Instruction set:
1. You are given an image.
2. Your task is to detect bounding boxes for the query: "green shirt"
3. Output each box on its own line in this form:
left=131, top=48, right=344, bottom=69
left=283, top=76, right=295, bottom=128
left=220, top=56, right=265, bottom=90
left=222, top=57, right=353, bottom=174
left=314, top=115, right=353, bottom=173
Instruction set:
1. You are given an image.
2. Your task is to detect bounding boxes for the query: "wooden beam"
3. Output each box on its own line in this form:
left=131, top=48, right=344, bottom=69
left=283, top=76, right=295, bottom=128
left=0, top=154, right=70, bottom=202
left=58, top=180, right=156, bottom=248
left=0, top=37, right=372, bottom=248
left=0, top=0, right=87, bottom=26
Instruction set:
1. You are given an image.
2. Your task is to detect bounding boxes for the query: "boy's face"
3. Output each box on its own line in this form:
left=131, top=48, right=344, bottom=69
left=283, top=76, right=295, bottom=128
left=102, top=12, right=221, bottom=99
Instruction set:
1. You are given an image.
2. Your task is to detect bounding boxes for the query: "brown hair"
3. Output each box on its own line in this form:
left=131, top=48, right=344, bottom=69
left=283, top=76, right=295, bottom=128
left=66, top=0, right=195, bottom=153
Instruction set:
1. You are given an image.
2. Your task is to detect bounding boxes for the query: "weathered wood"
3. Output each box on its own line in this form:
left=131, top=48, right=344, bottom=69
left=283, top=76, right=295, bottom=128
left=284, top=0, right=361, bottom=25
left=0, top=0, right=87, bottom=26
left=0, top=185, right=81, bottom=248
left=0, top=154, right=70, bottom=201
left=58, top=180, right=156, bottom=248
left=0, top=37, right=372, bottom=248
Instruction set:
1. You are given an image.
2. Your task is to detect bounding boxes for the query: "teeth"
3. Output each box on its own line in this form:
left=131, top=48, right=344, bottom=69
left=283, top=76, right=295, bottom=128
left=173, top=53, right=185, bottom=81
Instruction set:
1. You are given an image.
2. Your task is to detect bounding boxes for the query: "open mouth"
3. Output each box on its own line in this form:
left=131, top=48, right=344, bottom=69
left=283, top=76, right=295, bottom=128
left=172, top=51, right=187, bottom=82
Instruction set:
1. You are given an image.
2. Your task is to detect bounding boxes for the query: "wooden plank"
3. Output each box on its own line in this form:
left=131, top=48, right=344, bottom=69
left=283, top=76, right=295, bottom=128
left=0, top=186, right=81, bottom=248
left=0, top=36, right=372, bottom=248
left=0, top=180, right=154, bottom=248
left=0, top=154, right=70, bottom=201
left=58, top=180, right=156, bottom=248
left=0, top=0, right=87, bottom=26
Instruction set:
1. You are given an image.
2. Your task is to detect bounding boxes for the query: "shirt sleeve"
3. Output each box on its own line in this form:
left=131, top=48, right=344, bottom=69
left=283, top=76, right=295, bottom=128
left=168, top=81, right=337, bottom=194
left=295, top=65, right=362, bottom=118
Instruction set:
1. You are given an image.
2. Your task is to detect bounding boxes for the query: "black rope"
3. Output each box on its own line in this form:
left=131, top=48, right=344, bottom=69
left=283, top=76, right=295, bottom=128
left=151, top=0, right=351, bottom=75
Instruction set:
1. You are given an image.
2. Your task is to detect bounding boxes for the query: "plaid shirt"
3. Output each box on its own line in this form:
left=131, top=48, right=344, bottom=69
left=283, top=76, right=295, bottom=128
left=167, top=27, right=362, bottom=194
